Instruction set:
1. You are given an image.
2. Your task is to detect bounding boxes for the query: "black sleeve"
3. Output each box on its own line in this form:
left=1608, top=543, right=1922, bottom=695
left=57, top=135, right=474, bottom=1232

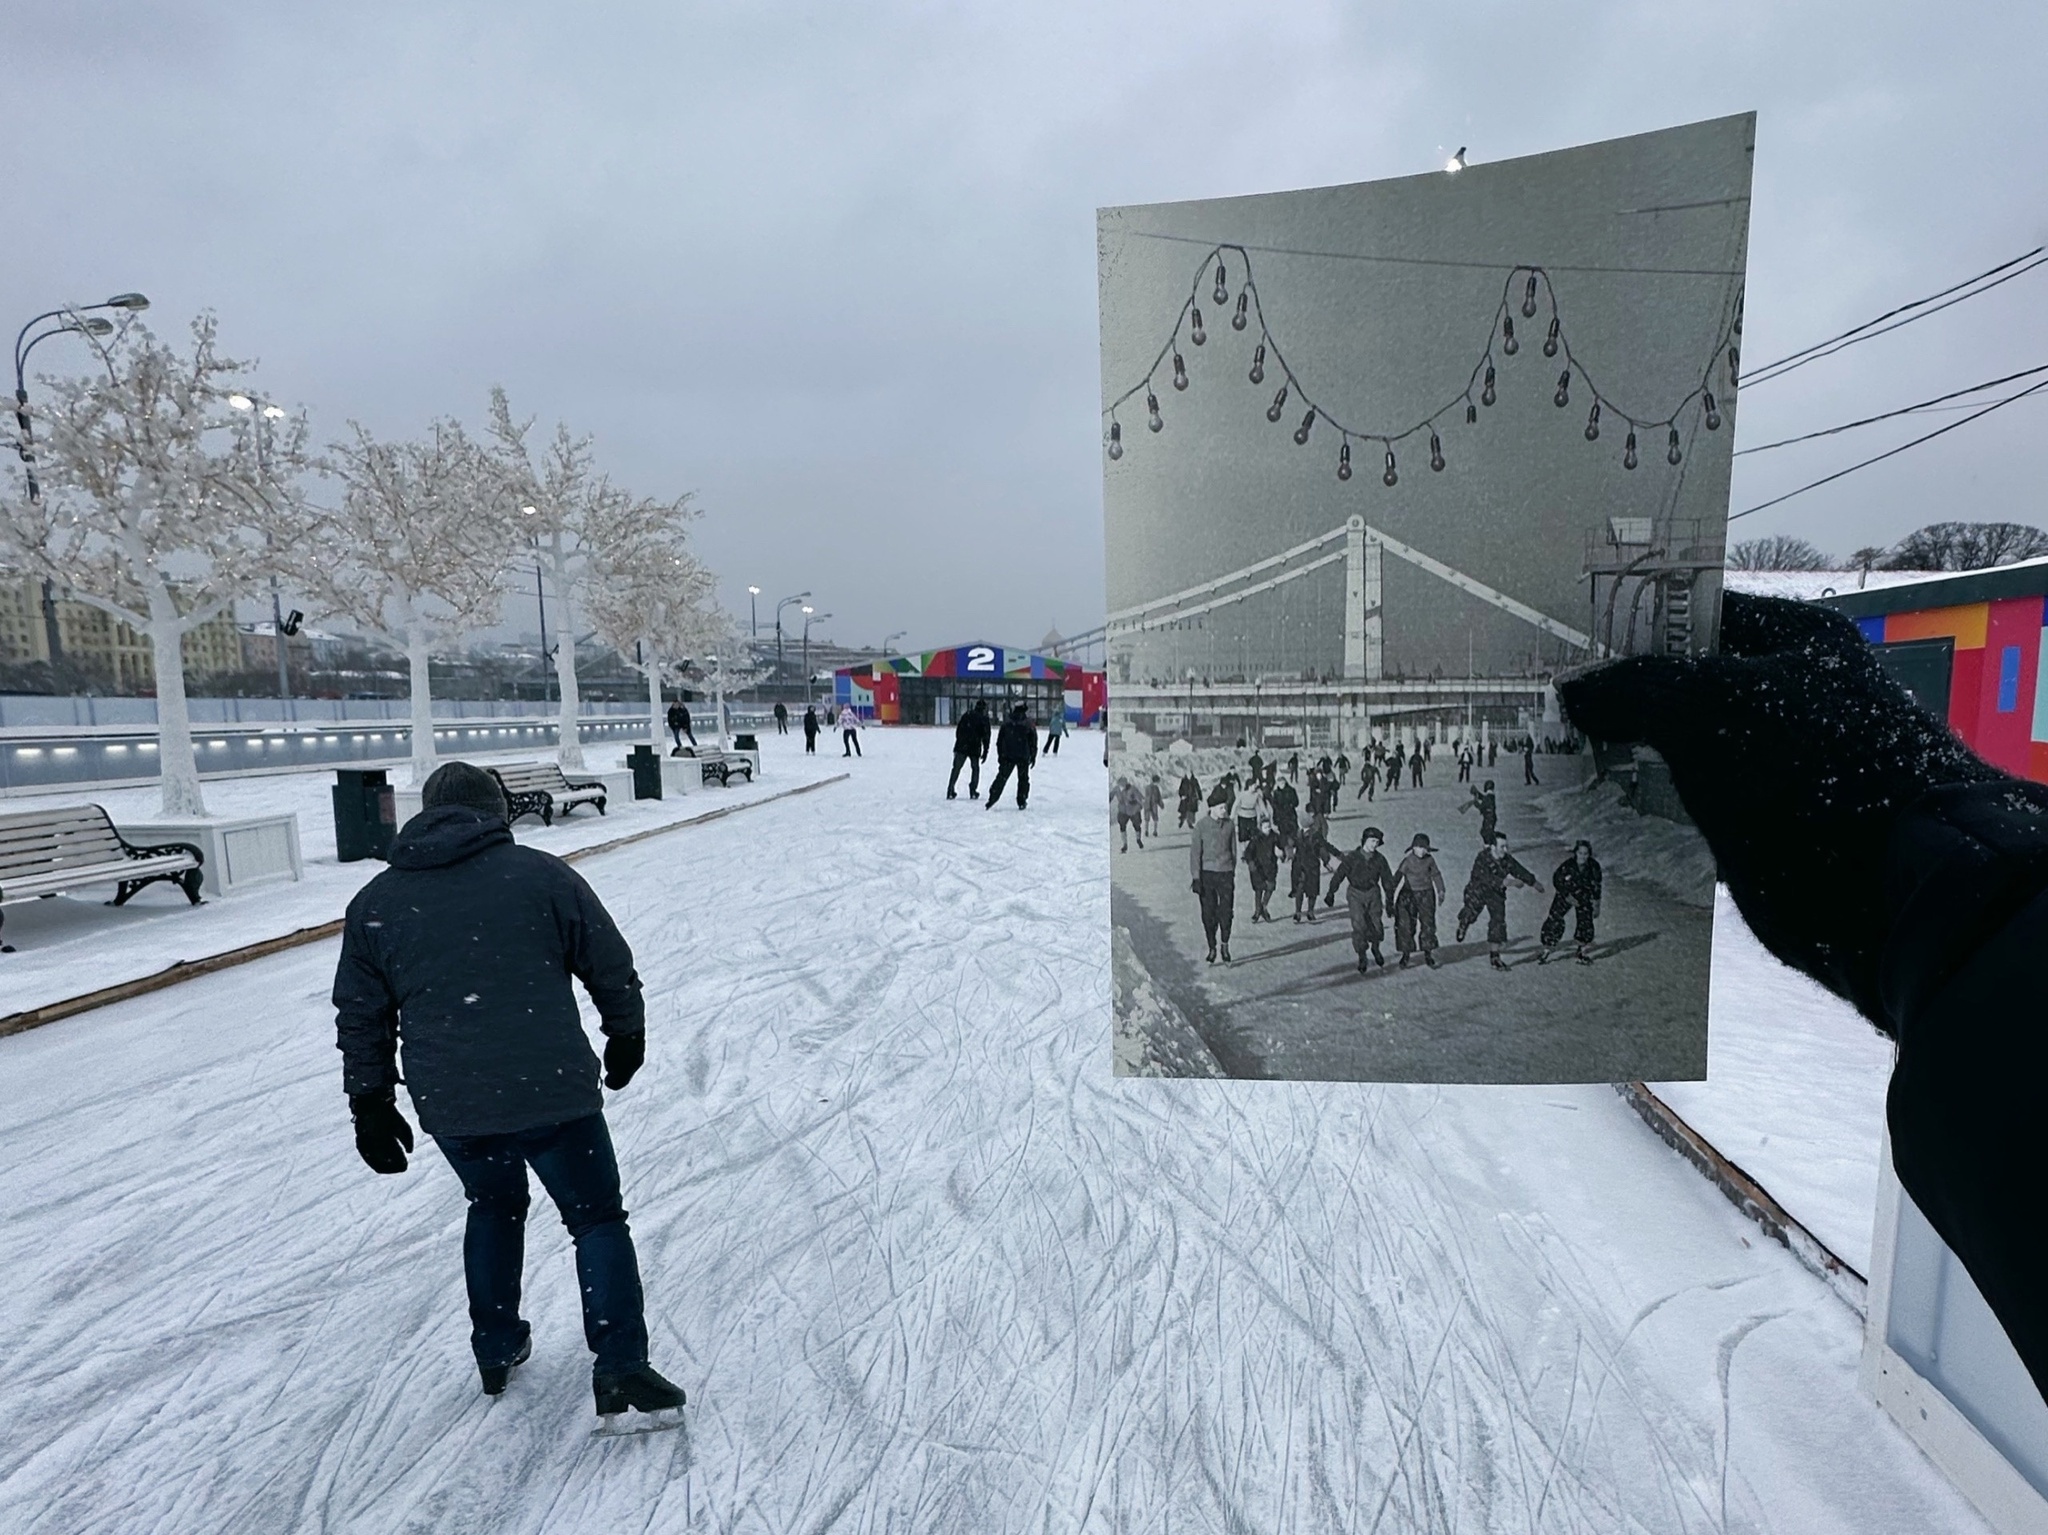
left=551, top=861, right=647, bottom=1037
left=1880, top=780, right=2048, bottom=1403
left=332, top=894, right=401, bottom=1097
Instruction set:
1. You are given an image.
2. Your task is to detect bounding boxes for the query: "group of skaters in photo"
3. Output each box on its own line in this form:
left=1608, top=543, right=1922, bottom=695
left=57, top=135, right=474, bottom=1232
left=1116, top=743, right=1604, bottom=973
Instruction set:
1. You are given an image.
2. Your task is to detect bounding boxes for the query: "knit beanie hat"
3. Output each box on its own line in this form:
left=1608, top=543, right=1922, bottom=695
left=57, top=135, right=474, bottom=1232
left=421, top=761, right=508, bottom=821
left=1206, top=783, right=1232, bottom=807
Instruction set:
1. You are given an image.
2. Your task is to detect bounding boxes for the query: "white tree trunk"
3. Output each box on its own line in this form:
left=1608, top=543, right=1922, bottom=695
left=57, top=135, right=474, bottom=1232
left=148, top=616, right=209, bottom=818
left=644, top=650, right=665, bottom=752
left=406, top=628, right=439, bottom=786
left=714, top=665, right=729, bottom=750
left=552, top=555, right=584, bottom=770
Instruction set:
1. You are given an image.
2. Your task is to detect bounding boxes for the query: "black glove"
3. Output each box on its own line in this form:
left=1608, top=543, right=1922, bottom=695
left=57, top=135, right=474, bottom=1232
left=349, top=1089, right=414, bottom=1175
left=1557, top=590, right=2003, bottom=1027
left=603, top=1031, right=645, bottom=1091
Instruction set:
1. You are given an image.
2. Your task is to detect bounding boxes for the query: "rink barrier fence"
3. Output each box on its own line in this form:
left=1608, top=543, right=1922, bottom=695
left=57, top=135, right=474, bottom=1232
left=0, top=773, right=850, bottom=1040
left=1616, top=1079, right=1868, bottom=1315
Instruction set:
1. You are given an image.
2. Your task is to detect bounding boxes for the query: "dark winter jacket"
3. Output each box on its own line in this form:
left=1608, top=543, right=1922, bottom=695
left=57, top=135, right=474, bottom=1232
left=666, top=703, right=686, bottom=730
left=802, top=707, right=820, bottom=737
left=1269, top=781, right=1300, bottom=837
left=332, top=806, right=645, bottom=1138
left=1462, top=847, right=1538, bottom=903
left=1328, top=848, right=1394, bottom=909
left=1177, top=775, right=1201, bottom=813
left=1552, top=854, right=1603, bottom=909
left=1243, top=829, right=1281, bottom=888
left=954, top=704, right=991, bottom=757
left=996, top=713, right=1037, bottom=766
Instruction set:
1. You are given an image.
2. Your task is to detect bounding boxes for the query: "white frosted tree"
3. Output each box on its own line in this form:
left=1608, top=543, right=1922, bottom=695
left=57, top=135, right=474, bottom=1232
left=583, top=537, right=718, bottom=753
left=487, top=389, right=693, bottom=770
left=685, top=608, right=772, bottom=750
left=314, top=421, right=518, bottom=785
left=0, top=316, right=313, bottom=816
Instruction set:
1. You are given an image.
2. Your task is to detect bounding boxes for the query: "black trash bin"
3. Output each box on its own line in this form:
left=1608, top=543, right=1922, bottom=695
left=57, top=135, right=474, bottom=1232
left=333, top=768, right=398, bottom=862
left=733, top=733, right=759, bottom=752
left=628, top=744, right=663, bottom=801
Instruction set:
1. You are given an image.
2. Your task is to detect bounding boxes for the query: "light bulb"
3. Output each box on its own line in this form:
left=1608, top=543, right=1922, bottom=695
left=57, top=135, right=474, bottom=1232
left=1553, top=370, right=1570, bottom=408
left=1584, top=401, right=1601, bottom=441
left=227, top=394, right=255, bottom=411
left=1232, top=292, right=1249, bottom=330
left=1107, top=420, right=1123, bottom=459
left=1382, top=448, right=1398, bottom=487
left=1465, top=399, right=1478, bottom=425
left=1337, top=440, right=1352, bottom=481
left=1667, top=426, right=1682, bottom=465
left=1623, top=430, right=1637, bottom=471
left=1703, top=391, right=1721, bottom=430
left=1543, top=317, right=1560, bottom=358
left=1172, top=352, right=1189, bottom=391
left=1190, top=309, right=1206, bottom=346
left=1429, top=431, right=1444, bottom=472
left=1502, top=317, right=1518, bottom=356
left=1293, top=407, right=1316, bottom=446
left=1248, top=344, right=1266, bottom=385
left=1522, top=273, right=1539, bottom=318
left=1147, top=391, right=1163, bottom=432
left=1213, top=262, right=1229, bottom=305
left=1481, top=366, right=1496, bottom=407
left=1266, top=384, right=1289, bottom=423
left=1727, top=345, right=1740, bottom=387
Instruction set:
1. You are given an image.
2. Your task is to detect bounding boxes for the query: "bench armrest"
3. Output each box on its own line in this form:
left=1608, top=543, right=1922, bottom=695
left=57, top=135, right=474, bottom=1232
left=124, top=839, right=205, bottom=867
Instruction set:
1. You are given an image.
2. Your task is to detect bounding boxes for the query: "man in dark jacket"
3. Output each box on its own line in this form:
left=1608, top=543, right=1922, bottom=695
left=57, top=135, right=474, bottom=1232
left=331, top=762, right=685, bottom=1429
left=947, top=699, right=991, bottom=800
left=1460, top=780, right=1499, bottom=845
left=773, top=700, right=789, bottom=735
left=985, top=704, right=1037, bottom=809
left=1176, top=772, right=1202, bottom=829
left=1325, top=826, right=1395, bottom=970
left=1539, top=840, right=1603, bottom=965
left=802, top=705, right=820, bottom=754
left=1560, top=591, right=2048, bottom=1409
left=1456, top=833, right=1544, bottom=970
left=666, top=701, right=695, bottom=753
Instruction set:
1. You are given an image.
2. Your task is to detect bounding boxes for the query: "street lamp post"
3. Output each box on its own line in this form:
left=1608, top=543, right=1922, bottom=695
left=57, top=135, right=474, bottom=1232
left=228, top=393, right=298, bottom=706
left=11, top=292, right=149, bottom=670
left=881, top=629, right=908, bottom=657
left=747, top=585, right=761, bottom=638
left=774, top=591, right=810, bottom=692
left=802, top=608, right=831, bottom=709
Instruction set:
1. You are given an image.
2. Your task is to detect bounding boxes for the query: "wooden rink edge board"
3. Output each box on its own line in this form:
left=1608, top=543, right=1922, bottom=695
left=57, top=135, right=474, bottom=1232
left=1616, top=1079, right=1870, bottom=1316
left=0, top=774, right=850, bottom=1040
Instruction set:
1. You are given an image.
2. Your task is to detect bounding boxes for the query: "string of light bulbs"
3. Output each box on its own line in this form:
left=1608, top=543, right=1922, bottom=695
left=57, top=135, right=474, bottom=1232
left=1103, top=241, right=1741, bottom=486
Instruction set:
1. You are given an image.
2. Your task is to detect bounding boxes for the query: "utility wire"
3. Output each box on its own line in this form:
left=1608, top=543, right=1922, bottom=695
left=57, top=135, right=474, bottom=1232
left=1729, top=375, right=2048, bottom=521
left=1744, top=247, right=2048, bottom=386
left=1733, top=362, right=2048, bottom=454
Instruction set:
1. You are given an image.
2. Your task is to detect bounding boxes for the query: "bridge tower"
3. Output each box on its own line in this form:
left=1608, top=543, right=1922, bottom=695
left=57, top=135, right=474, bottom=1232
left=1343, top=515, right=1383, bottom=682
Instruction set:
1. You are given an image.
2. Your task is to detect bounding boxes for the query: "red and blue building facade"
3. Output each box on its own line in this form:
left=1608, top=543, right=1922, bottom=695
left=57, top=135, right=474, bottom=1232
left=834, top=644, right=1107, bottom=727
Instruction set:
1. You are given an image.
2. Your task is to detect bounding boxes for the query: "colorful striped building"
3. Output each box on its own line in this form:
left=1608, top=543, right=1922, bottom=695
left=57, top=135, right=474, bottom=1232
left=834, top=644, right=1107, bottom=728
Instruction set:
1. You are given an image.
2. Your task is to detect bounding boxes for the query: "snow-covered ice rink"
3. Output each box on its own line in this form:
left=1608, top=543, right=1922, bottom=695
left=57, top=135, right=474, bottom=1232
left=0, top=729, right=1987, bottom=1532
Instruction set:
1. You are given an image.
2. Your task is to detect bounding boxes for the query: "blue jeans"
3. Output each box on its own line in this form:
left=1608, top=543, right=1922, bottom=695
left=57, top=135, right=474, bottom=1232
left=434, top=1113, right=649, bottom=1376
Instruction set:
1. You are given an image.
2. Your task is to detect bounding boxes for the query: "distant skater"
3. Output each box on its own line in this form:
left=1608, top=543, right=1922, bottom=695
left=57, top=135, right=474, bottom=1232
left=1386, top=744, right=1404, bottom=794
left=1114, top=778, right=1146, bottom=851
left=1539, top=840, right=1603, bottom=965
left=1356, top=755, right=1378, bottom=801
left=1459, top=780, right=1499, bottom=845
left=984, top=704, right=1037, bottom=809
left=1268, top=772, right=1299, bottom=841
left=666, top=701, right=694, bottom=753
left=802, top=705, right=820, bottom=754
left=1176, top=772, right=1202, bottom=829
left=837, top=704, right=862, bottom=757
left=1391, top=833, right=1446, bottom=968
left=1456, top=832, right=1544, bottom=970
left=1244, top=822, right=1281, bottom=923
left=947, top=699, right=990, bottom=799
left=1289, top=808, right=1332, bottom=922
left=1523, top=737, right=1539, bottom=786
left=1143, top=776, right=1164, bottom=838
left=1457, top=746, right=1474, bottom=783
left=1190, top=784, right=1238, bottom=963
left=1410, top=750, right=1425, bottom=789
left=773, top=701, right=789, bottom=735
left=1325, top=825, right=1395, bottom=970
left=1045, top=710, right=1066, bottom=755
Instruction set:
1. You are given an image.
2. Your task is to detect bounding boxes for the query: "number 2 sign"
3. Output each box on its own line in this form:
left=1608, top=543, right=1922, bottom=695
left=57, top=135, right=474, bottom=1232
left=964, top=646, right=998, bottom=674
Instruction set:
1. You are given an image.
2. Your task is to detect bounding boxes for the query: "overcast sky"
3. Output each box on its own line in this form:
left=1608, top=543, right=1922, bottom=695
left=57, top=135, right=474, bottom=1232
left=11, top=2, right=2046, bottom=655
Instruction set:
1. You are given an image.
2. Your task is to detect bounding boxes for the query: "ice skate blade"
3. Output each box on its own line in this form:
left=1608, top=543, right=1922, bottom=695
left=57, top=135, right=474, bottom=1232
left=594, top=1407, right=684, bottom=1437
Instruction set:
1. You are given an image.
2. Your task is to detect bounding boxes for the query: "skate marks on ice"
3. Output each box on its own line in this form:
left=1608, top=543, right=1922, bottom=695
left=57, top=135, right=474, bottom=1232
left=0, top=730, right=1992, bottom=1533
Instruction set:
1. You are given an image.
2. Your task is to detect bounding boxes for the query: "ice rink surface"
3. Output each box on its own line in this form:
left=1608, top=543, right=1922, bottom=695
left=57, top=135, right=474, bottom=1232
left=0, top=729, right=1988, bottom=1533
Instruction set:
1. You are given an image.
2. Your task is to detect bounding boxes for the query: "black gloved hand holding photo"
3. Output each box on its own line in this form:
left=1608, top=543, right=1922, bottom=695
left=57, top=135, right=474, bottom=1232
left=603, top=1030, right=645, bottom=1091
left=349, top=1089, right=414, bottom=1175
left=1556, top=590, right=2009, bottom=1026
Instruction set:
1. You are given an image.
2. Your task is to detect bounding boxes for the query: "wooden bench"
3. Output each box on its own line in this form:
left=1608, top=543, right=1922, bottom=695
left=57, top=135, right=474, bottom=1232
left=679, top=747, right=755, bottom=787
left=0, top=804, right=205, bottom=953
left=487, top=762, right=608, bottom=827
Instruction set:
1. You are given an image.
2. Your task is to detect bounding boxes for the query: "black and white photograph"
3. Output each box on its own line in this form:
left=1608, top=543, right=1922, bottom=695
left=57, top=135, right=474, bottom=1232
left=1103, top=116, right=1752, bottom=1082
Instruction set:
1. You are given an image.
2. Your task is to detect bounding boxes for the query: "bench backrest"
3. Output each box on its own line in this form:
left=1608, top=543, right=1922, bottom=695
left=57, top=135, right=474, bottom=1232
left=0, top=804, right=127, bottom=883
left=489, top=763, right=571, bottom=793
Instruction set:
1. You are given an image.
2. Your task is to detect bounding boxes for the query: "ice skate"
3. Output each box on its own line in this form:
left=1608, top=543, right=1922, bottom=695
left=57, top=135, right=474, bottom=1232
left=1489, top=953, right=1509, bottom=972
left=1205, top=942, right=1217, bottom=964
left=1371, top=946, right=1386, bottom=968
left=1423, top=951, right=1439, bottom=969
left=1355, top=954, right=1368, bottom=973
left=947, top=790, right=957, bottom=800
left=593, top=1364, right=687, bottom=1436
left=1219, top=942, right=1231, bottom=963
left=1575, top=947, right=1594, bottom=966
left=1538, top=947, right=1555, bottom=965
left=479, top=1331, right=532, bottom=1397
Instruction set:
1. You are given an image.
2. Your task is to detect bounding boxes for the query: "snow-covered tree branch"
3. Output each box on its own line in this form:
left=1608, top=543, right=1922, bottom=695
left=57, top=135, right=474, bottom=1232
left=487, top=388, right=697, bottom=769
left=0, top=315, right=314, bottom=815
left=311, top=420, right=517, bottom=785
left=584, top=536, right=719, bottom=753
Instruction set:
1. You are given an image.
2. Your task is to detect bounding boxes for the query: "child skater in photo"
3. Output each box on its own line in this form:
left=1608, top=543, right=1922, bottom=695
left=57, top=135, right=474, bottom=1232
left=1289, top=807, right=1333, bottom=923
left=1456, top=832, right=1544, bottom=971
left=1539, top=839, right=1603, bottom=965
left=1325, top=826, right=1395, bottom=971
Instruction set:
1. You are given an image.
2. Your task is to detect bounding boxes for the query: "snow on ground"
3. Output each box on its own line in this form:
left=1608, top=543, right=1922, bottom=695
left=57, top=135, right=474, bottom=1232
left=0, top=743, right=845, bottom=1020
left=1656, top=888, right=1894, bottom=1278
left=0, top=727, right=1984, bottom=1533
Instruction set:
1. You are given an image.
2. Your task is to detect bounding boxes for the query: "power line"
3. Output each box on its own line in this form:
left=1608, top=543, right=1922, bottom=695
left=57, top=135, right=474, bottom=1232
left=1729, top=375, right=2048, bottom=521
left=1744, top=247, right=2048, bottom=387
left=1733, top=362, right=2048, bottom=454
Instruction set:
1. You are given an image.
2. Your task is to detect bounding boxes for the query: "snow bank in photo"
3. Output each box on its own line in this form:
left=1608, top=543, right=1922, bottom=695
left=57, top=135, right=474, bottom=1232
left=1535, top=776, right=1716, bottom=908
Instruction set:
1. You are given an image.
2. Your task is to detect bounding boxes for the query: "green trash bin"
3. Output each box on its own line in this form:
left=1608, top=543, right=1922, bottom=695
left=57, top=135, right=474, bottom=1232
left=628, top=744, right=663, bottom=800
left=333, top=768, right=397, bottom=862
